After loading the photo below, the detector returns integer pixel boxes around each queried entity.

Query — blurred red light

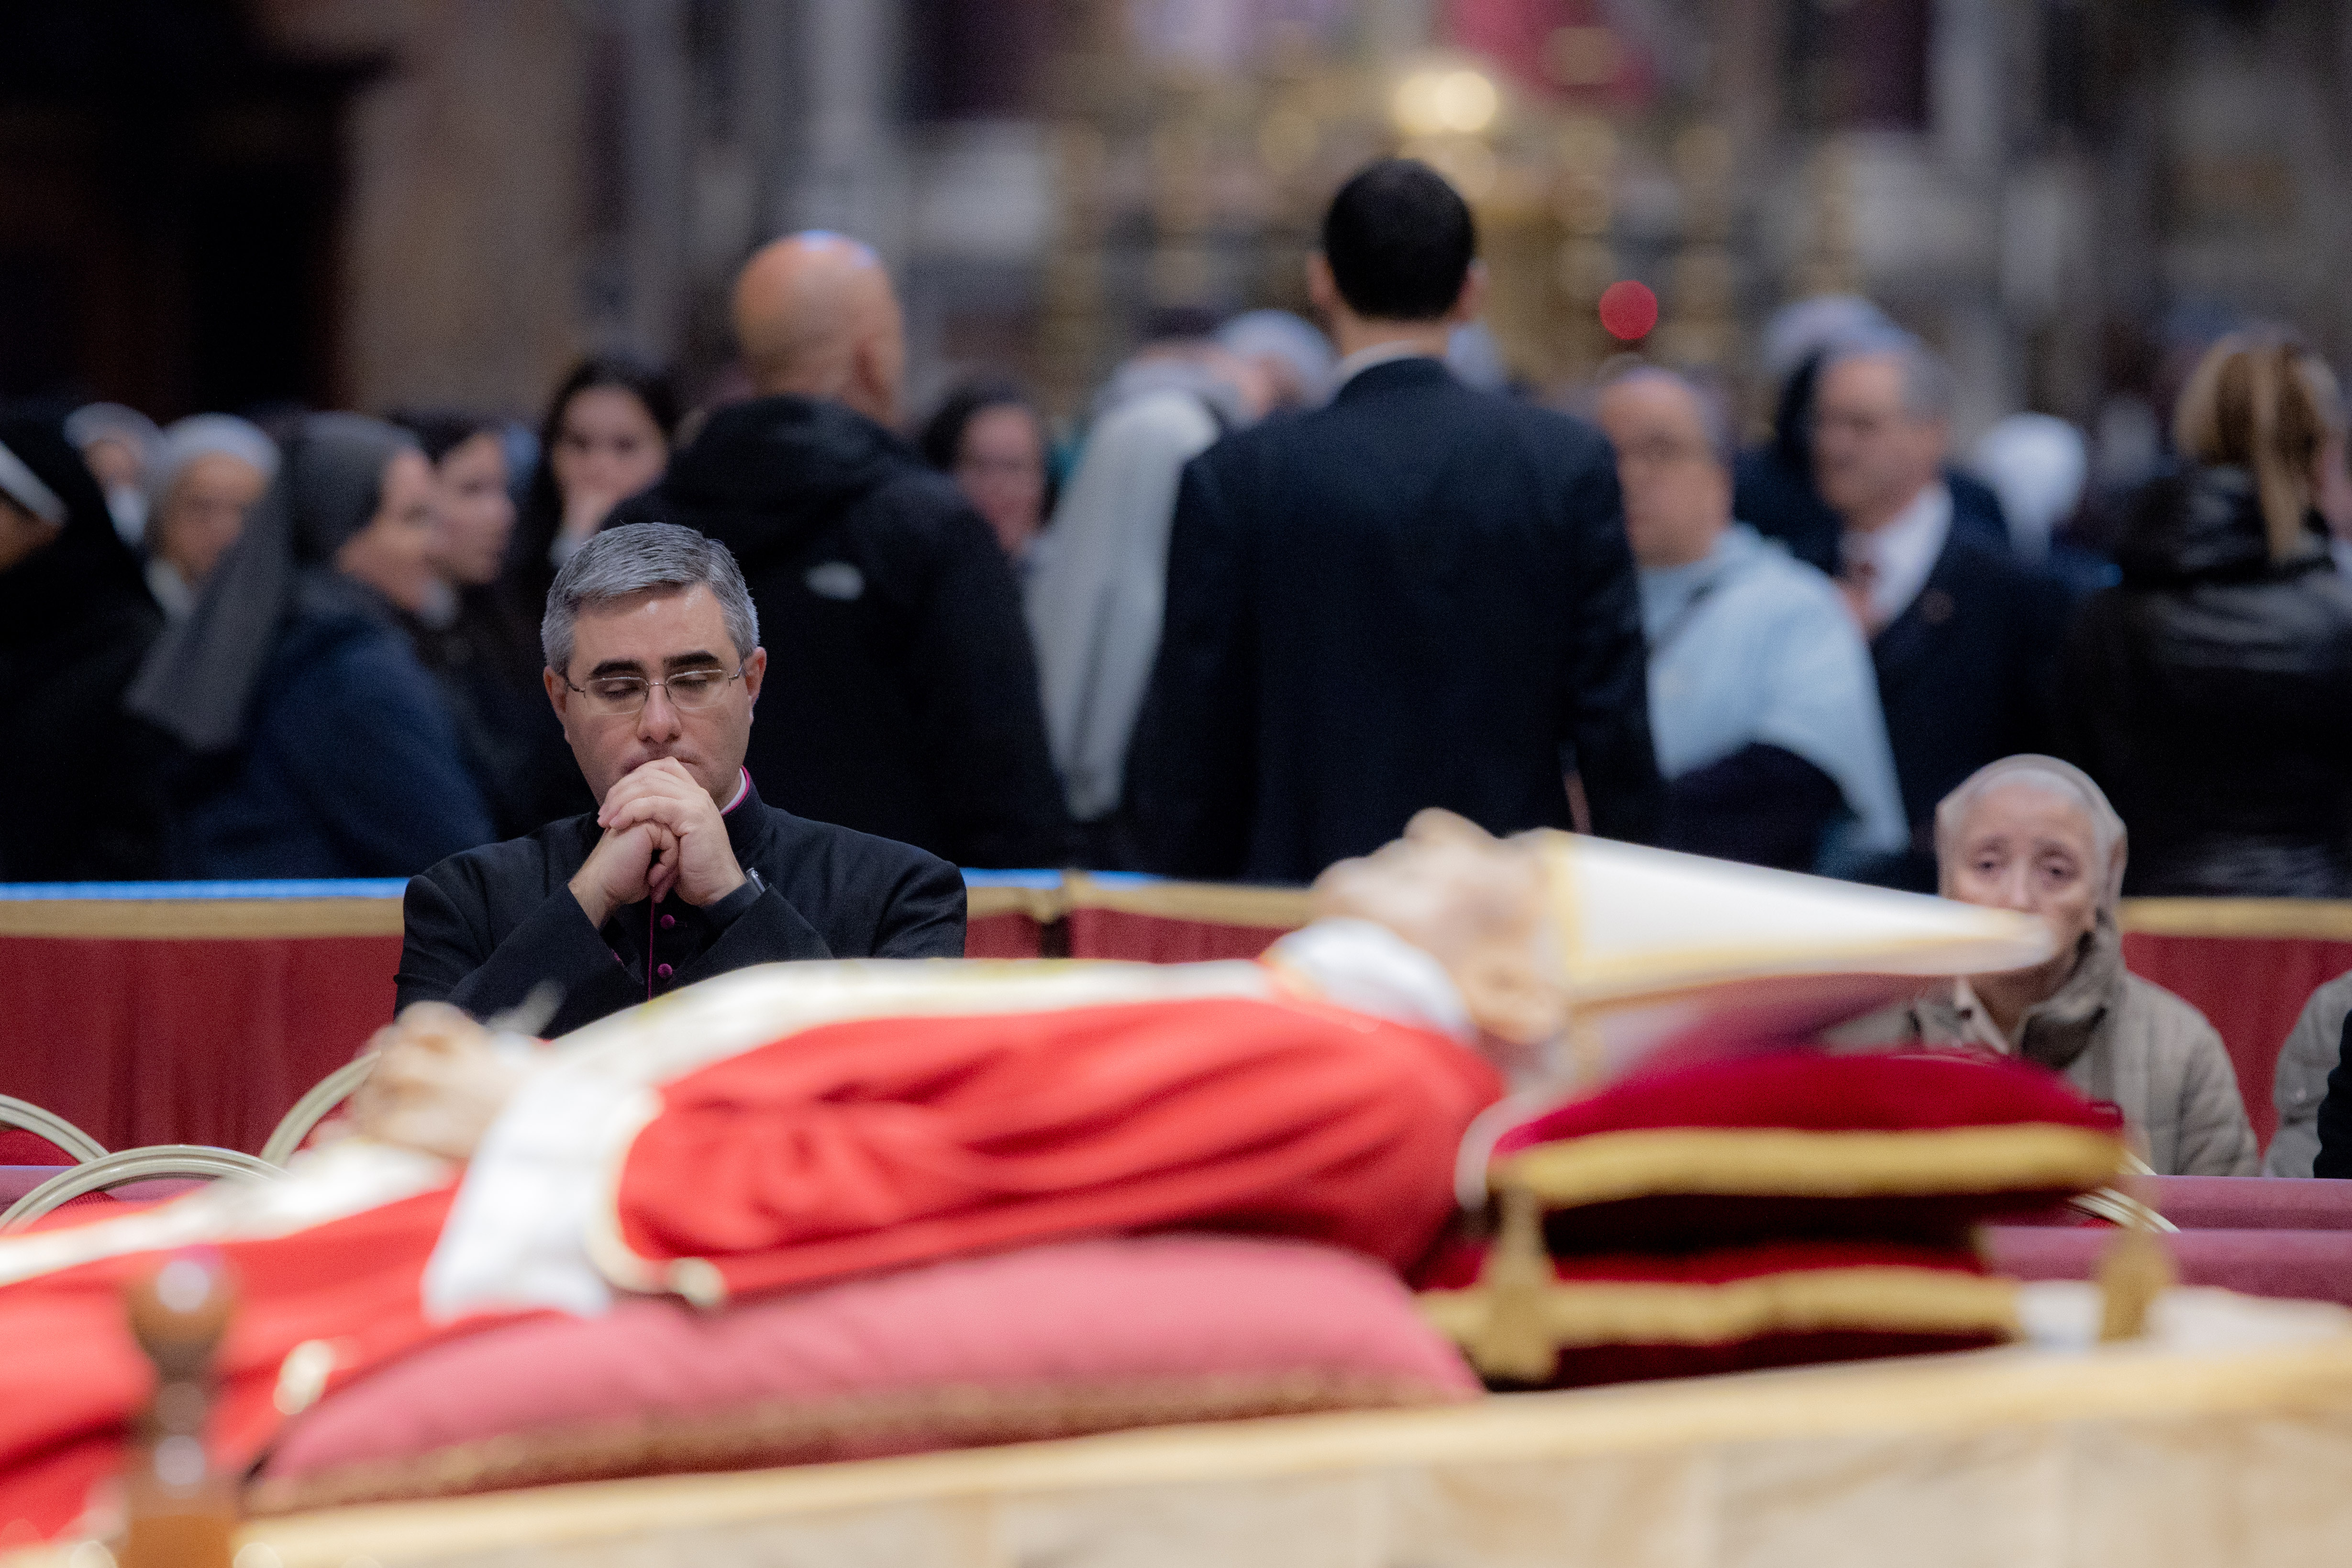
[1598,280,1659,341]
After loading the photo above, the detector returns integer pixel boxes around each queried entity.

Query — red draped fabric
[2119,930,2352,1148]
[616,995,1500,1301]
[0,934,400,1156]
[1065,908,1289,964]
[961,912,1043,959]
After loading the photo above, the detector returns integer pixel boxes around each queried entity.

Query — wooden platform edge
[211,1334,2352,1568]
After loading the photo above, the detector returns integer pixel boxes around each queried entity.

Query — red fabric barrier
[2119,931,2352,1149]
[0,935,400,1156]
[1992,1176,2352,1231]
[2140,1175,2352,1231]
[962,912,1043,960]
[1984,1225,2352,1309]
[1065,908,1289,964]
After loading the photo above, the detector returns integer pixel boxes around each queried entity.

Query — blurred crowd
[5,158,2352,918]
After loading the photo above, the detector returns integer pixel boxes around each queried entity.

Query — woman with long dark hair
[458,358,682,829]
[919,378,1055,565]
[509,356,681,611]
[389,408,570,838]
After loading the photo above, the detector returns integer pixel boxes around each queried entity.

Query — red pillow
[1418,1236,2014,1389]
[1485,1051,2127,1249]
[251,1235,1476,1513]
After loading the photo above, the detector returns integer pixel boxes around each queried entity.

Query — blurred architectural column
[1929,0,2016,443]
[779,0,910,265]
[1037,0,1131,416]
[260,0,595,414]
[602,0,694,365]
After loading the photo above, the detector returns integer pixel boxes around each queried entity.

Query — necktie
[1840,554,1880,634]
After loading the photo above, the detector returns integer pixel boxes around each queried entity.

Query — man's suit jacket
[1125,357,1661,884]
[397,777,965,1037]
[1736,451,2011,577]
[1871,530,2069,862]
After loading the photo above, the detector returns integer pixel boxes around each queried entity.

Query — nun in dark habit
[0,411,168,881]
[127,413,495,878]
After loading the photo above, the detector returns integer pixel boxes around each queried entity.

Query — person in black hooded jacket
[0,409,168,881]
[610,234,1066,869]
[2060,334,2352,898]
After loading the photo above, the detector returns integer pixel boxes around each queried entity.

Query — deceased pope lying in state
[0,811,2049,1540]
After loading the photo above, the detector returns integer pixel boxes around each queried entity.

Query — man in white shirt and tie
[1812,333,2069,889]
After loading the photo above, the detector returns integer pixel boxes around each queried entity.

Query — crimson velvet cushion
[250,1234,1477,1513]
[1487,1050,2127,1249]
[1415,1053,2119,1390]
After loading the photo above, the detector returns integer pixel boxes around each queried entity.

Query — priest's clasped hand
[568,757,746,926]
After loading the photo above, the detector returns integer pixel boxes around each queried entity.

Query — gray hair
[1822,329,1953,423]
[541,522,760,675]
[1760,295,1894,387]
[1593,362,1737,468]
[1934,755,2127,912]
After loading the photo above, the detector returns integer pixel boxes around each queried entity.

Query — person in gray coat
[1837,755,2258,1176]
[2267,970,2352,1177]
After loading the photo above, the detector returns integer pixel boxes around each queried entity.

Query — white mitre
[1527,831,2053,1073]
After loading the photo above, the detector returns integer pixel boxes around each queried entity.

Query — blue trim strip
[0,879,410,901]
[957,869,1074,890]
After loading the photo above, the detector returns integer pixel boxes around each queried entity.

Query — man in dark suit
[1814,333,2066,888]
[611,233,1065,868]
[1731,294,2009,578]
[398,523,965,1038]
[1735,356,2012,576]
[1125,159,1661,884]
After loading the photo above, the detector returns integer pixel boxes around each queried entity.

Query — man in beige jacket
[1837,755,2258,1176]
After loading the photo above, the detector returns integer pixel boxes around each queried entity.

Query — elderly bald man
[1837,755,2257,1176]
[613,233,1065,868]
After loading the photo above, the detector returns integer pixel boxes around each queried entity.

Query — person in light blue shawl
[1596,366,1906,874]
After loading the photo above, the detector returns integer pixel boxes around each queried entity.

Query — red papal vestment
[0,952,1500,1540]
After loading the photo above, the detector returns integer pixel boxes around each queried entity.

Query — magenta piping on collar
[721,767,751,816]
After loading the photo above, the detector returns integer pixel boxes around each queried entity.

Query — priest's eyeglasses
[564,664,746,717]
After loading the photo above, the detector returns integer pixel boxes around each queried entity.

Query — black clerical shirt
[397,775,965,1037]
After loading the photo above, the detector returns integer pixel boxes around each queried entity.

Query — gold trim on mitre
[1494,1124,2129,1210]
[1530,833,2055,1011]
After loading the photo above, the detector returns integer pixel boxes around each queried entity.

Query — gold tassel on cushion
[2097,1180,2175,1342]
[1467,1183,1559,1383]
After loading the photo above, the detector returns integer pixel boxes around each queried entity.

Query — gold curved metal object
[260,1054,381,1168]
[0,1145,281,1232]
